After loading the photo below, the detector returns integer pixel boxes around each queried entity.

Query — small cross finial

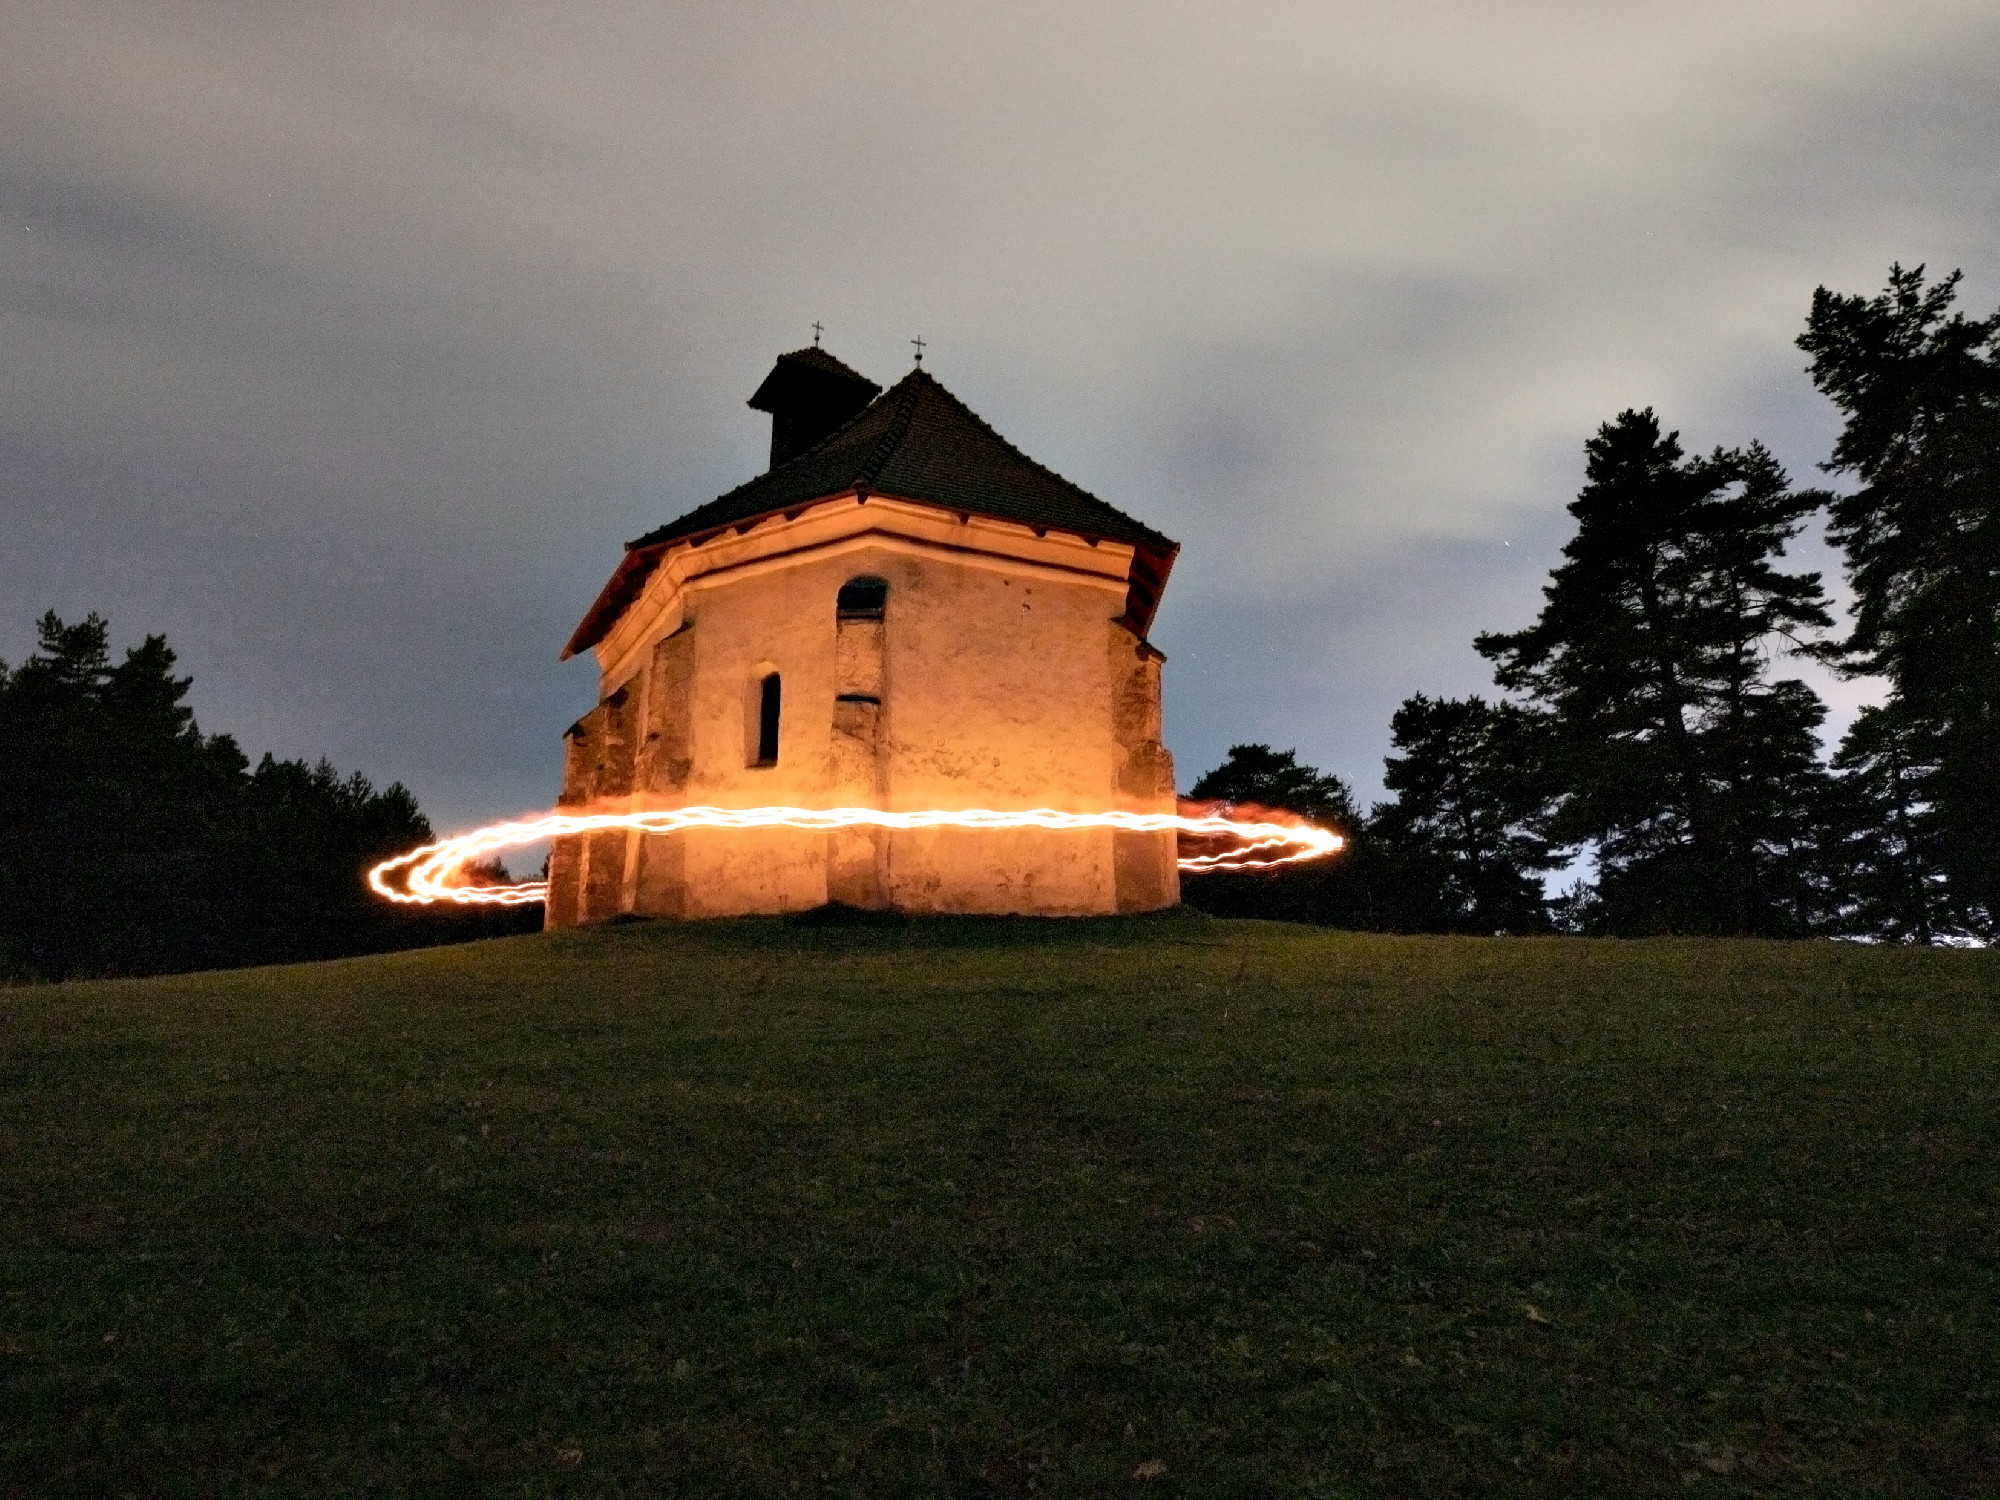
[911,334,926,365]
[811,321,823,347]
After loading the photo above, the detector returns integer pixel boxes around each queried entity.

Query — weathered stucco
[548,494,1178,923]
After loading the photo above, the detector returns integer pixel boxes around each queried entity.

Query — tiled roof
[565,368,1178,658]
[747,345,878,402]
[631,369,1175,553]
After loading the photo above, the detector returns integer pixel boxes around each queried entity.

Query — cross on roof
[811,321,823,347]
[911,334,926,365]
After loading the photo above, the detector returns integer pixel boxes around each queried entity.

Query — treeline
[0,612,535,982]
[1184,264,1998,944]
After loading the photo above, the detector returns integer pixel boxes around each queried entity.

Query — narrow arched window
[756,672,781,765]
[837,575,888,620]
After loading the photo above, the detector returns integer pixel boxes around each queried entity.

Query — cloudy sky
[6,1,1998,829]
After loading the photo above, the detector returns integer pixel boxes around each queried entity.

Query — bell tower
[746,346,882,469]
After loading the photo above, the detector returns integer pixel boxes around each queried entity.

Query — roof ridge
[913,370,1109,512]
[855,372,928,486]
[769,344,876,383]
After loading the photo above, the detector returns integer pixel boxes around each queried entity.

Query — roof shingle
[566,366,1177,658]
[631,368,1175,554]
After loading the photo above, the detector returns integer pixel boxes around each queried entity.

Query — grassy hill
[3,913,1997,1497]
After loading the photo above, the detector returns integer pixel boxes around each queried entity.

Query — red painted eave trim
[561,545,667,661]
[1118,541,1178,640]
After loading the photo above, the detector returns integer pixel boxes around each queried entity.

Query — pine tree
[1825,703,1953,942]
[228,755,437,966]
[0,610,528,980]
[0,613,117,977]
[1476,410,1836,936]
[1799,265,2000,938]
[1187,743,1360,829]
[1179,744,1376,926]
[1368,695,1556,933]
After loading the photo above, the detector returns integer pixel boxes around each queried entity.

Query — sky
[5,0,1999,831]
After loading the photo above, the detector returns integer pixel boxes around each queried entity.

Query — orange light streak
[368,804,1343,906]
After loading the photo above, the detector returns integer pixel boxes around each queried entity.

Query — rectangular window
[837,576,888,620]
[756,672,781,764]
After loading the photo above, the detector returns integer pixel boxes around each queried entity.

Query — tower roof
[745,345,880,409]
[745,346,883,469]
[565,365,1179,659]
[634,368,1175,554]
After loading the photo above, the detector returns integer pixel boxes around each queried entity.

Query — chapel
[544,343,1181,925]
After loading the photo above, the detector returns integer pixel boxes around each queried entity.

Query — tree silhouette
[1800,265,2000,939]
[1180,744,1376,927]
[1476,410,1835,936]
[1369,695,1557,933]
[0,611,532,980]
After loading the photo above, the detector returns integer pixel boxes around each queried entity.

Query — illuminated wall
[545,494,1178,923]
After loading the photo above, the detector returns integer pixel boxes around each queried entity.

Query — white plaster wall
[559,498,1178,921]
[664,542,1133,916]
[875,552,1124,914]
[678,546,845,916]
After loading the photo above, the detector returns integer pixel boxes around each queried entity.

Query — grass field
[3,912,1997,1497]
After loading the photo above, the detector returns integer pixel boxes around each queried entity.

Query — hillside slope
[3,915,1997,1496]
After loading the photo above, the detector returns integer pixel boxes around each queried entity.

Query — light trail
[367,803,1343,906]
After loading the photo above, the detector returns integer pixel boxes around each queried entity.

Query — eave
[561,488,1176,661]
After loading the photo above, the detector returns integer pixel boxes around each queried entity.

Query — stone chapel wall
[549,526,1180,926]
[629,623,696,917]
[1109,626,1180,913]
